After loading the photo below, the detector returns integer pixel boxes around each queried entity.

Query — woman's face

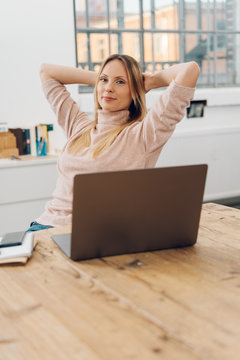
[97,59,132,112]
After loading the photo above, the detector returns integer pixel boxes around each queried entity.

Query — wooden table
[0,203,240,360]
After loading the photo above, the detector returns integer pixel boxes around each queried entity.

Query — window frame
[73,0,240,91]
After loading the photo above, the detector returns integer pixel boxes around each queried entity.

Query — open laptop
[52,164,208,261]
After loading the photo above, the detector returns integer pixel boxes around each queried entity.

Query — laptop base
[52,233,71,257]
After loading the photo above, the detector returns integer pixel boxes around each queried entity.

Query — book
[36,124,54,156]
[9,123,54,157]
[40,123,54,154]
[0,131,19,158]
[9,128,32,155]
[22,128,31,155]
[30,126,37,156]
[9,128,24,155]
[0,256,29,265]
[0,232,34,265]
[36,125,47,156]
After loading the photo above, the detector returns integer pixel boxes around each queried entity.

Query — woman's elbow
[175,61,200,87]
[40,63,46,76]
[188,61,200,84]
[40,63,51,83]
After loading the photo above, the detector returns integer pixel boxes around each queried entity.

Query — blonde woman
[27,54,200,231]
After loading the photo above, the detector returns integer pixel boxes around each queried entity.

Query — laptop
[52,164,208,261]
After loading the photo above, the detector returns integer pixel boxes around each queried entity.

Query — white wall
[0,0,240,204]
[0,0,77,149]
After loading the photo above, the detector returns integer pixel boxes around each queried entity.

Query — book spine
[40,123,54,154]
[30,126,36,156]
[9,128,24,155]
[36,125,47,156]
[23,129,31,155]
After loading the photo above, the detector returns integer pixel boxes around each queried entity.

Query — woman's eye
[117,80,125,85]
[100,77,107,82]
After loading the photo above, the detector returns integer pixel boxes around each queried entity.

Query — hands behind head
[142,72,153,94]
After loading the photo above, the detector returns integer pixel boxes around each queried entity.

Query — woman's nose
[105,81,113,92]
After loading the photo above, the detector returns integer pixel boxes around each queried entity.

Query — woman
[28,54,200,231]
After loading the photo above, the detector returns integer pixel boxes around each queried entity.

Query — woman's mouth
[102,96,116,101]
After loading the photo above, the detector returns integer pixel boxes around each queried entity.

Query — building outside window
[73,0,240,90]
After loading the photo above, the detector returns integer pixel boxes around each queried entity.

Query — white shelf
[0,156,58,235]
[0,155,58,169]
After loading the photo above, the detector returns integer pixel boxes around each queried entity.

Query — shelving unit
[0,156,58,235]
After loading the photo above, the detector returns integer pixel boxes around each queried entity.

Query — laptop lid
[52,164,207,261]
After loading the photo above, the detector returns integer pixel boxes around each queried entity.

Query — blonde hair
[68,54,147,158]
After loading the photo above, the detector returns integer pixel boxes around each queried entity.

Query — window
[73,0,240,90]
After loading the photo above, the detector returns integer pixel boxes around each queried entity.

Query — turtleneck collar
[97,109,130,125]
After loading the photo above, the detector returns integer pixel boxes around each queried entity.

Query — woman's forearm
[149,61,200,89]
[40,63,98,85]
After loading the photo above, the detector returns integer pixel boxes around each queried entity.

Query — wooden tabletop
[0,203,240,360]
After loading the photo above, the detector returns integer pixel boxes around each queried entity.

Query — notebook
[52,164,208,261]
[0,232,34,265]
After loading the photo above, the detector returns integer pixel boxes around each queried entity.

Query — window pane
[153,33,179,62]
[143,0,151,29]
[199,0,214,31]
[144,33,153,62]
[184,33,209,63]
[122,33,140,60]
[89,0,108,28]
[77,33,88,65]
[75,0,86,28]
[215,0,234,32]
[237,0,240,31]
[154,0,179,30]
[216,34,240,85]
[109,0,140,29]
[110,33,119,54]
[90,33,109,62]
[109,0,119,29]
[184,0,236,32]
[184,33,215,86]
[216,33,228,85]
[184,0,214,31]
[123,0,140,29]
[184,0,201,31]
[75,0,85,11]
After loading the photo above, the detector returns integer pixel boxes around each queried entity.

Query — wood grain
[0,203,239,360]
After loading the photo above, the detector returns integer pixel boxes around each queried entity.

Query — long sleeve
[142,80,195,155]
[42,79,91,138]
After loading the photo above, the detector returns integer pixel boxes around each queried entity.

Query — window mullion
[107,0,111,55]
[139,0,145,70]
[213,0,217,87]
[117,0,124,53]
[73,0,78,67]
[179,0,185,63]
[206,0,211,84]
[151,0,155,72]
[85,0,92,70]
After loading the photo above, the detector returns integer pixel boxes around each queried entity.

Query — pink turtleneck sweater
[36,79,195,226]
